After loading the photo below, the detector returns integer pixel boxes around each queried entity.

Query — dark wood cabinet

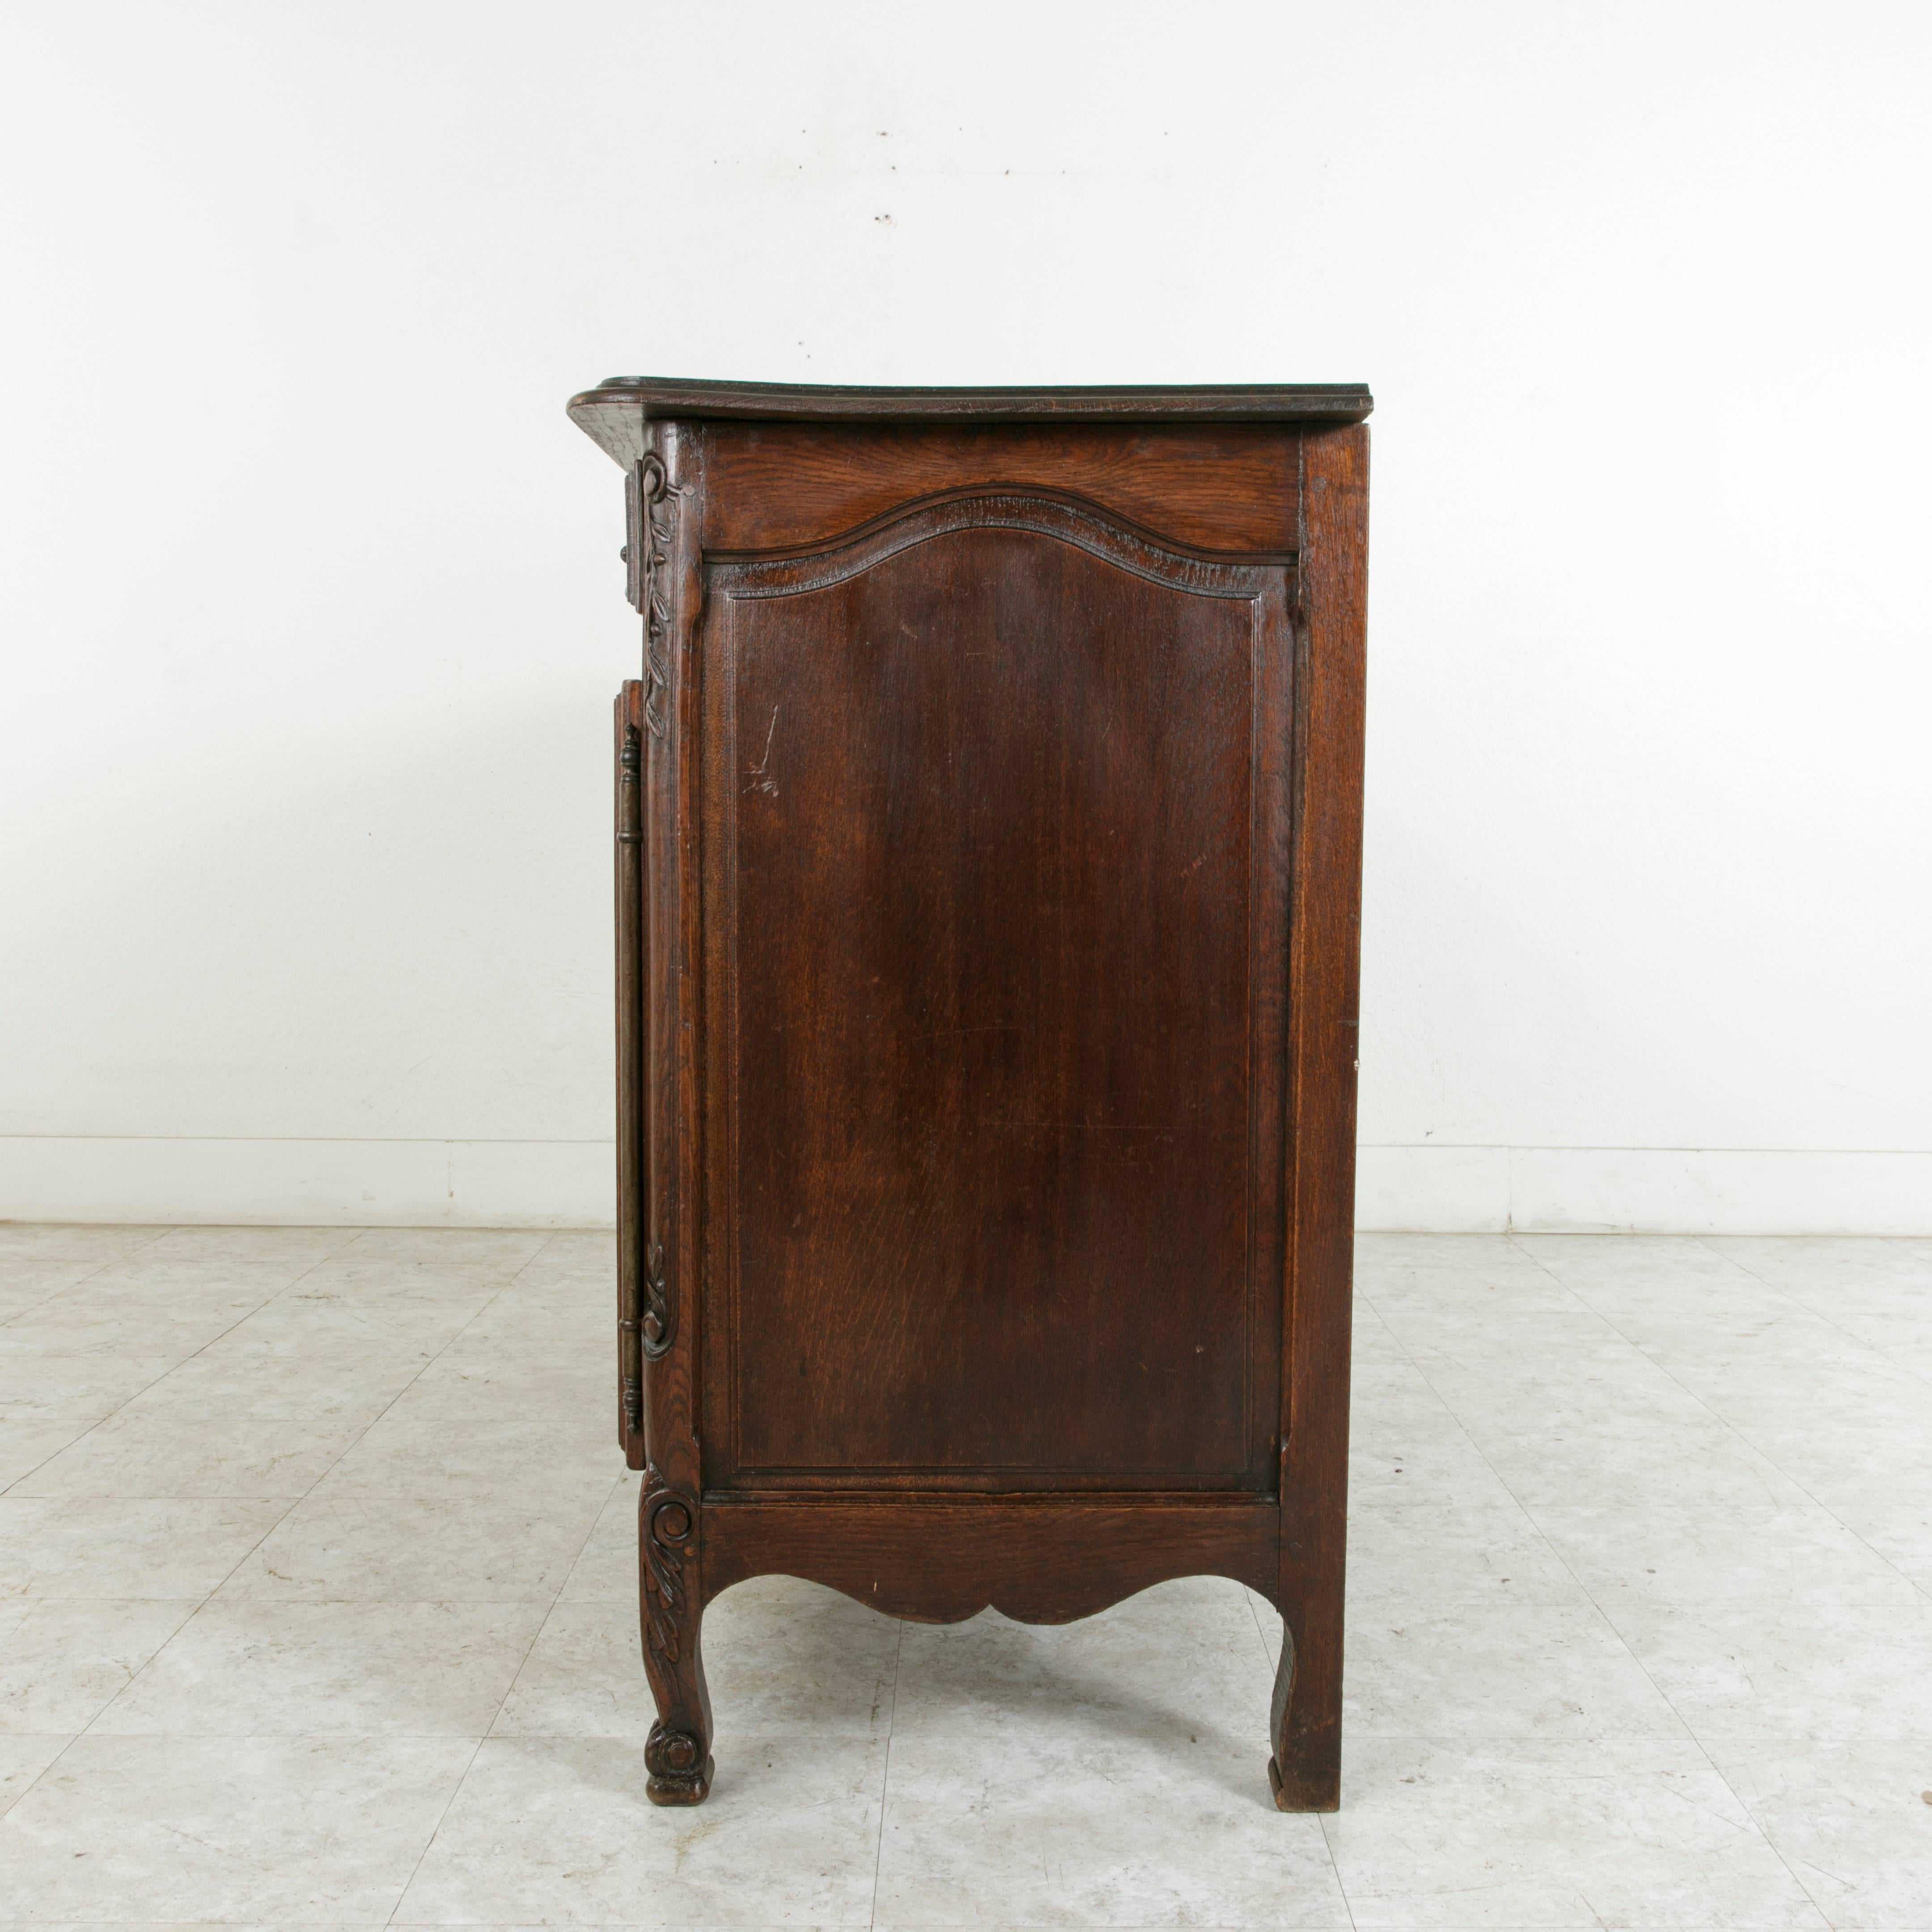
[570,378,1371,1809]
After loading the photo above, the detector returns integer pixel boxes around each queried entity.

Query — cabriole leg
[640,1471,713,1805]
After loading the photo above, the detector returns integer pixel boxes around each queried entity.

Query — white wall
[3,1,1928,1232]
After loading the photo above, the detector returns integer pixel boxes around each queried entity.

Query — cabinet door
[701,489,1294,1489]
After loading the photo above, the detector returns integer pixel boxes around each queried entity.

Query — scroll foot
[645,1720,714,1806]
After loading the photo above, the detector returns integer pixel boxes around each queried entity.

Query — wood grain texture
[699,491,1289,1490]
[614,683,645,1465]
[569,378,1373,467]
[640,1468,712,1804]
[1270,422,1369,1812]
[584,385,1369,1811]
[699,423,1300,555]
[702,1496,1280,1624]
[640,422,702,1508]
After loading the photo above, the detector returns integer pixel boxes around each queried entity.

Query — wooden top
[568,377,1373,467]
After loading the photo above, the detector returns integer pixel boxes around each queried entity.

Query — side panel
[699,487,1293,1490]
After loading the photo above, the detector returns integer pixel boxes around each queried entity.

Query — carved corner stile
[638,452,684,741]
[639,444,684,1366]
[632,429,708,1805]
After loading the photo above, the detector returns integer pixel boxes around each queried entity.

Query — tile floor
[0,1224,1928,1927]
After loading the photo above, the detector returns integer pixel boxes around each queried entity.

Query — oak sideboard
[568,377,1371,1809]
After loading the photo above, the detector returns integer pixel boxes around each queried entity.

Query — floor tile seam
[1313,1771,1361,1930]
[0,1253,115,1328]
[0,1248,239,1494]
[868,1614,907,1931]
[1358,1587,1928,1616]
[64,1508,297,1740]
[1347,1295,1462,1423]
[481,1471,626,1743]
[0,1593,202,1709]
[1,1529,267,1809]
[335,1227,563,1281]
[1347,1283,1716,1932]
[9,1490,356,1503]
[68,1589,596,1606]
[192,1595,581,1609]
[0,1352,280,1483]
[1399,1313,1834,1923]
[59,1724,509,1743]
[1502,1231,1712,1347]
[380,1732,489,1929]
[1631,1750,1842,1932]
[1343,1724,1761,1747]
[1374,1325,1706,1739]
[0,1729,93,1837]
[1688,1233,1909,1361]
[4,1236,363,1491]
[1874,1349,1932,1398]
[65,1234,523,1737]
[1350,1297,1550,1539]
[1565,1289,1931,1608]
[0,1421,100,1497]
[441,1244,638,1783]
[258,1232,552,1523]
[1241,1582,1274,1666]
[1280,1727,1932,1752]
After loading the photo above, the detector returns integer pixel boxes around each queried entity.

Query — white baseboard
[1356,1144,1932,1235]
[0,1137,616,1228]
[1,1136,1925,1235]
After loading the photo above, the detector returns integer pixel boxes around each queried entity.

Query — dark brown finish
[639,1467,712,1803]
[614,690,644,1461]
[699,423,1299,555]
[708,492,1288,1491]
[571,377,1374,467]
[1272,422,1371,1809]
[704,1496,1279,1621]
[593,383,1369,1811]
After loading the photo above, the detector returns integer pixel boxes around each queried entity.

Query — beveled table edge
[568,377,1374,465]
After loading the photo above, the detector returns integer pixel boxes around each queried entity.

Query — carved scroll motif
[641,1239,671,1361]
[645,1719,708,1794]
[627,457,681,1371]
[642,1473,697,1661]
[639,1470,709,1804]
[637,453,682,739]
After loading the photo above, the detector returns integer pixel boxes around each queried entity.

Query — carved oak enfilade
[572,378,1372,1809]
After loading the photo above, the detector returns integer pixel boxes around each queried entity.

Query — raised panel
[701,493,1292,1487]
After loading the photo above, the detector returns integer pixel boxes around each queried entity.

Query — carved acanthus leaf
[638,454,682,739]
[641,1471,697,1665]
